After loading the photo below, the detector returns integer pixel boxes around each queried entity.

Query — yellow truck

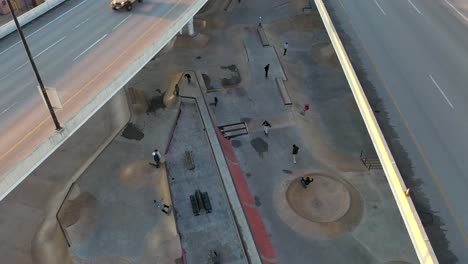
[111,0,142,11]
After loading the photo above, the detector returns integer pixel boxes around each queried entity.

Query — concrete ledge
[194,71,262,264]
[275,77,292,105]
[257,27,269,47]
[314,0,438,263]
[0,0,66,39]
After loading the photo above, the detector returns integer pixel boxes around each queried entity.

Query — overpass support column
[187,18,195,36]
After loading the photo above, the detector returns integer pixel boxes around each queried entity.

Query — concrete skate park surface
[187,0,416,263]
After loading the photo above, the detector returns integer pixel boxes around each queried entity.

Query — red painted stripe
[216,128,278,264]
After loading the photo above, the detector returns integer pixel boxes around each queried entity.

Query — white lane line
[0,102,17,116]
[445,0,468,23]
[374,0,387,15]
[0,41,20,57]
[112,14,132,30]
[74,17,91,29]
[13,36,66,71]
[0,0,88,57]
[73,34,107,61]
[337,0,345,9]
[34,36,66,58]
[407,0,421,14]
[429,74,454,109]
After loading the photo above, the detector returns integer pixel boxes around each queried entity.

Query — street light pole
[6,0,62,131]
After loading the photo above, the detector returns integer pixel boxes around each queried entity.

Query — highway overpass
[0,0,207,200]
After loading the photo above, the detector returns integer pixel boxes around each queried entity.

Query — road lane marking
[0,0,88,57]
[112,14,132,30]
[73,34,107,61]
[429,74,454,109]
[445,0,468,23]
[337,0,345,9]
[34,36,67,58]
[374,0,386,15]
[407,0,421,14]
[0,1,183,164]
[74,17,91,29]
[0,102,17,116]
[13,36,66,72]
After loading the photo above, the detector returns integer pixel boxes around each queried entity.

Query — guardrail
[0,0,67,39]
[313,0,438,263]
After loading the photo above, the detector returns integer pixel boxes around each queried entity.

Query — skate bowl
[274,172,363,240]
[286,174,351,223]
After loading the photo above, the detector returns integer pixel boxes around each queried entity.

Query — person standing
[258,16,263,27]
[264,64,270,78]
[214,97,218,107]
[292,144,299,164]
[152,149,161,168]
[262,120,271,135]
[283,42,289,56]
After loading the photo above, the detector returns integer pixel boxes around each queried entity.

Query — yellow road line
[0,1,182,163]
[314,0,438,263]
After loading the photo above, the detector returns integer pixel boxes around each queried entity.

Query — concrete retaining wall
[0,0,208,201]
[0,0,66,39]
[30,89,130,264]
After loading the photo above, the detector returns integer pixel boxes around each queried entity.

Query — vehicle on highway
[111,0,142,11]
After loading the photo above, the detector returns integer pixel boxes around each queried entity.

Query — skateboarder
[301,176,314,188]
[292,144,299,164]
[264,64,270,78]
[152,149,161,168]
[262,120,271,135]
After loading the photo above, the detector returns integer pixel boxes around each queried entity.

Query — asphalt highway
[0,0,199,176]
[325,0,468,261]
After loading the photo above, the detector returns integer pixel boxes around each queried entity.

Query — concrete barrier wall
[0,0,66,39]
[0,0,207,201]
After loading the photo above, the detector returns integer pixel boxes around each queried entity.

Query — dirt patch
[202,74,216,90]
[146,93,166,113]
[121,123,144,141]
[310,43,340,68]
[58,192,97,227]
[220,65,241,87]
[231,140,242,148]
[250,137,268,157]
[174,34,210,49]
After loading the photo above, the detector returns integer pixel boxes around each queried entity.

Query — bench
[257,27,270,47]
[276,78,292,105]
